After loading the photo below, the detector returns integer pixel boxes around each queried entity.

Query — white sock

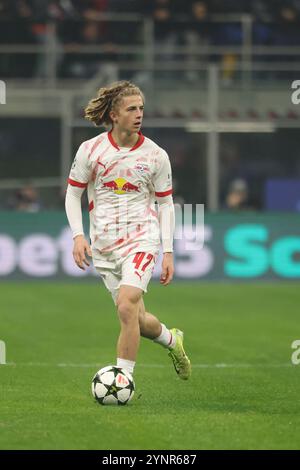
[117,358,135,375]
[153,323,176,348]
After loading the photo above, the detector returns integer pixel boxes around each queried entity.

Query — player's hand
[160,252,174,286]
[73,235,92,270]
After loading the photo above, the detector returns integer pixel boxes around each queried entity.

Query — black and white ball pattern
[92,366,135,405]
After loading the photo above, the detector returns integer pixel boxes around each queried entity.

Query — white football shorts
[92,250,158,304]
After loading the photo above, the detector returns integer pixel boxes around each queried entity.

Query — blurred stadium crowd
[2,0,300,25]
[1,0,300,78]
[1,1,300,213]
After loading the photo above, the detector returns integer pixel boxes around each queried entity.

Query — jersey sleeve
[68,143,91,188]
[152,150,173,197]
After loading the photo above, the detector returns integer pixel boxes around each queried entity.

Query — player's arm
[65,185,92,270]
[153,150,175,286]
[156,194,175,286]
[65,143,92,270]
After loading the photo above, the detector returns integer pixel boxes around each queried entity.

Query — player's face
[112,95,144,134]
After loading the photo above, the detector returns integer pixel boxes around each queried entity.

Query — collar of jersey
[108,130,145,152]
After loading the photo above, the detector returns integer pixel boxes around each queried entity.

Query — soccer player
[65,81,191,380]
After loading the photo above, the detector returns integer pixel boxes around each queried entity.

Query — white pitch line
[2,362,293,368]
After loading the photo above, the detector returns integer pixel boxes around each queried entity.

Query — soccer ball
[91,365,135,405]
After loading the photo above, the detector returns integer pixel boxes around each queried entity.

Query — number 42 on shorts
[132,252,154,272]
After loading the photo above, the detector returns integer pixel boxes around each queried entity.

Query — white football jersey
[68,131,172,259]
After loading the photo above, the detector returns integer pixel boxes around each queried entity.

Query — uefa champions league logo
[0,80,6,104]
[0,340,6,364]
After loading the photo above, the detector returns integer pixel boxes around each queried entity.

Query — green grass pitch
[0,281,299,450]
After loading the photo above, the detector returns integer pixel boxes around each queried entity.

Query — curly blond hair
[84,81,144,127]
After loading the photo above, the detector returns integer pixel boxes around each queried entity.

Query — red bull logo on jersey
[102,177,140,195]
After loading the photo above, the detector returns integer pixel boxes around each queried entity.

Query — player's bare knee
[117,299,138,325]
[117,286,142,305]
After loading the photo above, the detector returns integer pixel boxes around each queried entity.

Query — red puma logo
[135,271,143,281]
